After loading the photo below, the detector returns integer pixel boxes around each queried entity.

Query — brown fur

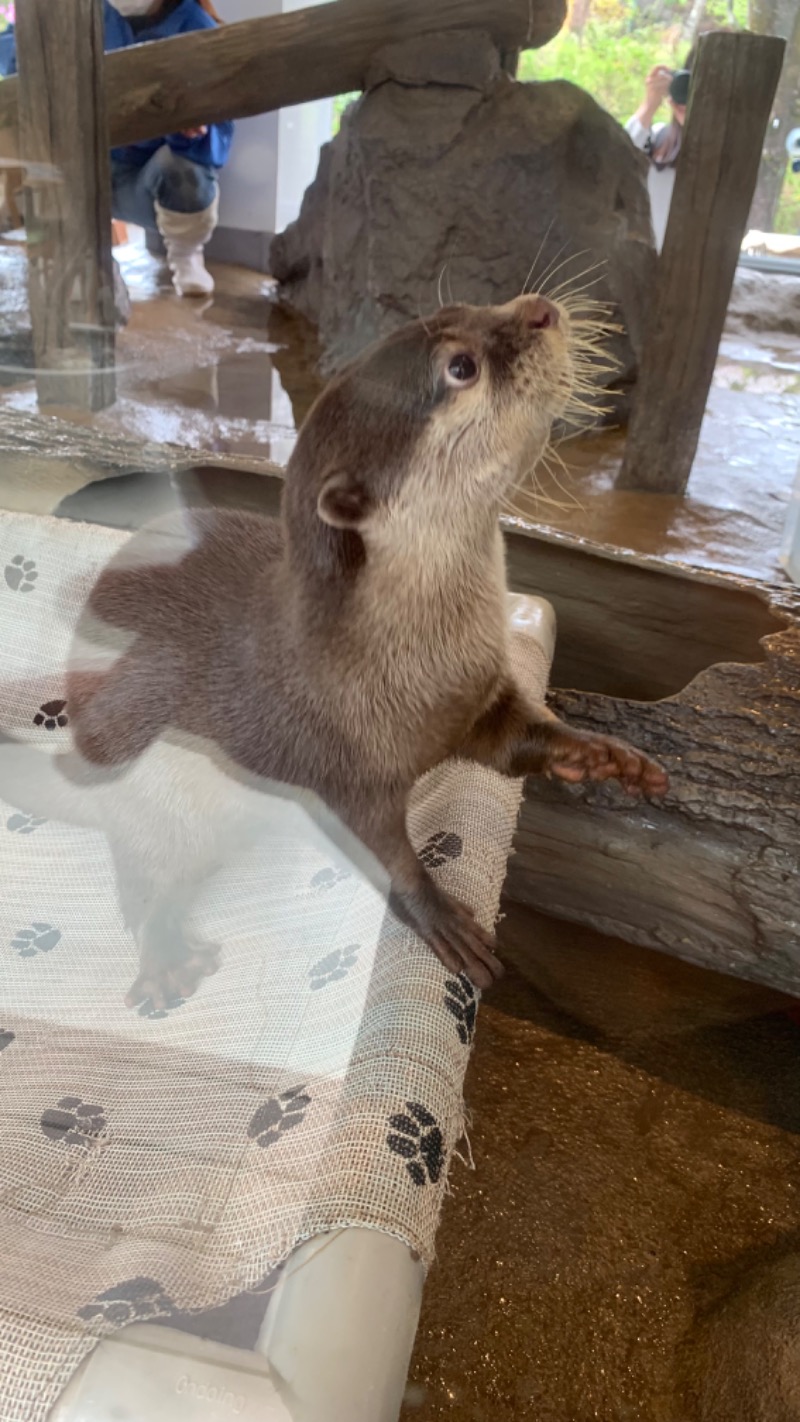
[60,294,667,1000]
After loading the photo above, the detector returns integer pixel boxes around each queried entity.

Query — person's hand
[634,66,672,129]
[643,66,672,113]
[180,125,208,139]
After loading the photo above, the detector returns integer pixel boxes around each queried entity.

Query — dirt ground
[403,905,800,1422]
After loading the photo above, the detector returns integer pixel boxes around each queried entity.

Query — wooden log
[15,0,115,411]
[0,0,565,152]
[505,590,800,998]
[617,31,785,495]
[503,530,778,701]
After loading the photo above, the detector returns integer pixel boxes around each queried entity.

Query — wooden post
[16,0,115,411]
[617,32,785,495]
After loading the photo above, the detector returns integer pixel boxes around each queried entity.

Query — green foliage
[776,169,800,235]
[333,93,359,132]
[518,30,665,123]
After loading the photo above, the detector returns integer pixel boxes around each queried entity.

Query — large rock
[270,30,656,418]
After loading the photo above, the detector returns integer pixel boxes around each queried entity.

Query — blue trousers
[111,146,218,232]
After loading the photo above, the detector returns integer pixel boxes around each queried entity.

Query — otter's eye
[445,353,479,388]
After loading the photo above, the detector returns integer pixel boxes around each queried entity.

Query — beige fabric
[0,509,550,1421]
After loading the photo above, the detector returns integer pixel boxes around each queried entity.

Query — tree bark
[748,0,800,231]
[681,0,708,46]
[506,593,800,998]
[567,0,592,39]
[0,0,566,152]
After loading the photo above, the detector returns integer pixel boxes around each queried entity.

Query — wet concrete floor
[1,238,798,582]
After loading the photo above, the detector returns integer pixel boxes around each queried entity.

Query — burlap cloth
[0,509,550,1422]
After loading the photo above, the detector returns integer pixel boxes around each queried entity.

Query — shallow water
[507,335,800,584]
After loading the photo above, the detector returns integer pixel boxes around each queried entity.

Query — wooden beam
[617,31,785,495]
[0,0,565,152]
[16,0,115,411]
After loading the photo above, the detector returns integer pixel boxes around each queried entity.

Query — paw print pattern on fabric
[309,866,351,895]
[11,923,61,957]
[444,974,477,1045]
[308,945,359,990]
[248,1086,311,1149]
[33,699,68,730]
[419,831,463,870]
[4,556,38,592]
[387,1102,445,1187]
[7,812,47,834]
[0,1029,15,1051]
[40,1097,108,1147]
[137,993,186,1021]
[77,1278,175,1329]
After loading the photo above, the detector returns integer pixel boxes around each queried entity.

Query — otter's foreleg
[460,684,668,796]
[339,799,504,990]
[113,867,221,1012]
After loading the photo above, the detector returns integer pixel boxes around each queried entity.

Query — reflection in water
[509,335,800,583]
[0,235,322,464]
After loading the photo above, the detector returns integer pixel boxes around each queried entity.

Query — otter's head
[284,294,573,579]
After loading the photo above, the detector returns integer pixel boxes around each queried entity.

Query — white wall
[216,0,334,236]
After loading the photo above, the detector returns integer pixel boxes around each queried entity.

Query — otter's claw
[422,889,503,991]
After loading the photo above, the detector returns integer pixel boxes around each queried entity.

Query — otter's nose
[522,295,559,330]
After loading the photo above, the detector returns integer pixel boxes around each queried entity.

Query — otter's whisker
[546,263,608,303]
[521,218,555,296]
[529,240,580,297]
[437,265,448,311]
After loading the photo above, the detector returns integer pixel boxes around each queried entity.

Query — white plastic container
[781,459,800,586]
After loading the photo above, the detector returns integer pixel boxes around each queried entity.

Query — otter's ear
[317,471,373,529]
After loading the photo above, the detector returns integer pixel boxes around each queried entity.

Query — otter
[4,294,667,1003]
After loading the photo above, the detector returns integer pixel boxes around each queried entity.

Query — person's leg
[110,155,161,231]
[142,145,219,298]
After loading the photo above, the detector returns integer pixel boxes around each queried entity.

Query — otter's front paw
[544,726,668,797]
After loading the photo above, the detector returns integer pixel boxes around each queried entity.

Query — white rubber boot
[154,195,218,297]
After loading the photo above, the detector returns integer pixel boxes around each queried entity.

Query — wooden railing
[0,0,564,147]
